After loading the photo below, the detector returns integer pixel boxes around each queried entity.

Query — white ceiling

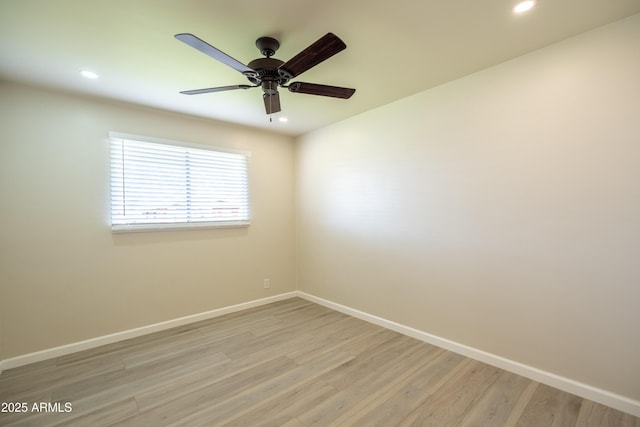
[1,0,639,136]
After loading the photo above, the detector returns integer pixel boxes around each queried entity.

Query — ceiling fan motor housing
[246,57,290,88]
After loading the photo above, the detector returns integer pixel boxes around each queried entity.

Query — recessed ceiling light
[278,117,288,123]
[513,0,536,14]
[80,70,98,79]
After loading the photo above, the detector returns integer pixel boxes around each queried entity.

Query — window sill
[111,221,250,233]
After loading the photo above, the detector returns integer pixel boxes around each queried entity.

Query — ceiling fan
[175,32,356,115]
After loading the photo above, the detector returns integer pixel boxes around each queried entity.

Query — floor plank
[516,383,582,427]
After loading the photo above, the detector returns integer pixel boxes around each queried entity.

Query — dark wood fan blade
[288,82,355,99]
[175,33,256,75]
[263,92,281,114]
[180,85,254,95]
[278,33,346,79]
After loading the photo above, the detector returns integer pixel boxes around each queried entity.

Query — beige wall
[296,14,640,400]
[0,84,296,359]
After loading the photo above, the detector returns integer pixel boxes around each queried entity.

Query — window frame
[108,132,251,233]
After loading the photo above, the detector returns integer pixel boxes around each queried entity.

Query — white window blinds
[109,133,250,232]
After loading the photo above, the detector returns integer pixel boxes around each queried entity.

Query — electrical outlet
[263,278,270,289]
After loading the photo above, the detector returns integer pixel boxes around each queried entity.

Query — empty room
[1,0,639,425]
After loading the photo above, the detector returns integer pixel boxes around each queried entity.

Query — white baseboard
[0,292,296,372]
[296,291,640,418]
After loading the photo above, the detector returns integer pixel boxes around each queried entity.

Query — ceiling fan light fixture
[278,117,288,123]
[513,0,536,14]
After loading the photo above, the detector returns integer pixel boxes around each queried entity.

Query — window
[109,132,250,232]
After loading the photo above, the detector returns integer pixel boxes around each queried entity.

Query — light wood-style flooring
[1,297,638,426]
